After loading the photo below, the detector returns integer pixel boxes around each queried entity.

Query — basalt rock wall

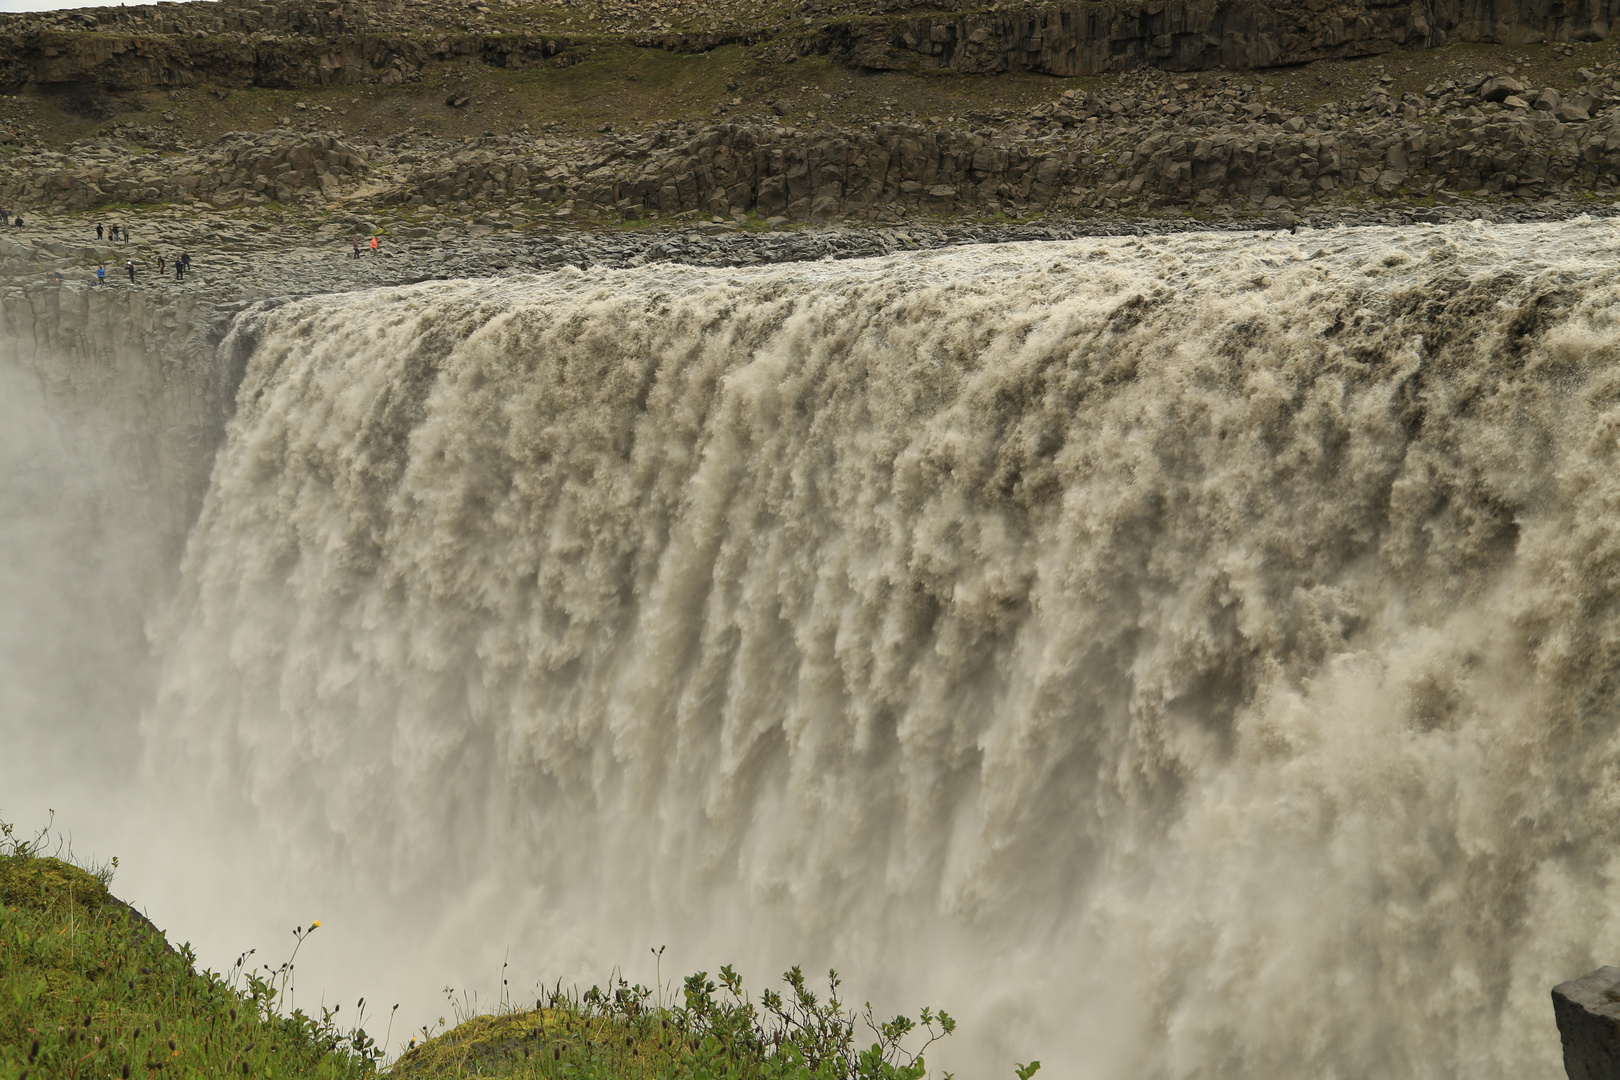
[0,31,572,94]
[0,283,244,554]
[0,0,1616,94]
[379,106,1620,221]
[830,0,1617,77]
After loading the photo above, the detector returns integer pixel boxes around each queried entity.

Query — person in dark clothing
[1,208,10,225]
[175,256,184,281]
[13,215,23,228]
[126,260,136,284]
[96,223,104,240]
[122,224,130,244]
[109,224,119,242]
[352,237,361,259]
[181,251,191,272]
[156,253,165,274]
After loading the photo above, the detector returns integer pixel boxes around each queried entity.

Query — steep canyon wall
[0,0,1614,93]
[0,284,242,795]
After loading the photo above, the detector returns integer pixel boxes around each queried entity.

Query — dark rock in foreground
[1554,967,1620,1080]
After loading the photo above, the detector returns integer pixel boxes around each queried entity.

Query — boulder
[1534,89,1562,111]
[1479,75,1527,102]
[1553,966,1620,1080]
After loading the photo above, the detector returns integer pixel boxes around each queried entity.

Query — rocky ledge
[4,53,1620,229]
[0,0,1616,93]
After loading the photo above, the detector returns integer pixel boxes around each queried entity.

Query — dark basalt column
[1554,967,1620,1080]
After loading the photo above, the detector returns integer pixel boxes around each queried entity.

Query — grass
[0,819,384,1080]
[0,820,1022,1080]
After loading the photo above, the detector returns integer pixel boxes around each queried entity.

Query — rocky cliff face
[0,283,245,554]
[0,131,367,211]
[0,0,1615,96]
[7,64,1620,225]
[373,78,1620,223]
[830,0,1618,77]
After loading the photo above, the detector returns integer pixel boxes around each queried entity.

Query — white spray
[25,221,1620,1079]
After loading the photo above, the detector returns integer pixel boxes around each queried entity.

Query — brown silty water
[10,220,1620,1078]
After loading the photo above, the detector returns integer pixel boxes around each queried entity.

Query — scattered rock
[1478,75,1527,102]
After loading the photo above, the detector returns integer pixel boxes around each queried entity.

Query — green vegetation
[0,817,385,1080]
[392,961,961,1080]
[1,819,1026,1080]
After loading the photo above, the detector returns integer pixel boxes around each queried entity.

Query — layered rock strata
[6,65,1616,224]
[0,0,1618,94]
[831,0,1620,78]
[0,131,367,211]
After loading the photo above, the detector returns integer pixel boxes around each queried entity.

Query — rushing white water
[134,218,1620,1078]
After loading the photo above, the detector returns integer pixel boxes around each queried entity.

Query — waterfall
[145,220,1620,1077]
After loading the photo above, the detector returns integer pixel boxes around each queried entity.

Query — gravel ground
[4,197,1614,312]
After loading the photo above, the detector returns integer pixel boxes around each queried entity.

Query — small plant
[0,813,383,1080]
[3,815,1036,1079]
[394,959,963,1080]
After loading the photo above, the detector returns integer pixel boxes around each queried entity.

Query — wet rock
[1553,967,1620,1080]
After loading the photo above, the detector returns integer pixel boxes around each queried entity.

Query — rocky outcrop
[827,0,1618,76]
[0,130,367,211]
[8,59,1620,225]
[1553,967,1620,1080]
[0,281,245,554]
[0,30,579,94]
[371,69,1620,221]
[0,0,1617,94]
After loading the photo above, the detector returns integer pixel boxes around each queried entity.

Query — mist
[12,221,1620,1077]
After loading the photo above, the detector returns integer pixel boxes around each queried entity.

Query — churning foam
[144,218,1620,1077]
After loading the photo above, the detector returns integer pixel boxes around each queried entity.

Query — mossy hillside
[1,823,1013,1080]
[0,824,382,1080]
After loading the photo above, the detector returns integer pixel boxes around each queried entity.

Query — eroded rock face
[1553,967,1620,1080]
[0,131,366,212]
[0,0,1616,93]
[828,0,1619,77]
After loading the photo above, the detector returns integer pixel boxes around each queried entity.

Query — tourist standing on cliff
[369,235,379,255]
[96,223,103,240]
[122,224,130,244]
[110,224,119,243]
[13,215,23,228]
[156,253,165,274]
[125,260,136,284]
[181,251,191,273]
[2,208,11,226]
[175,256,184,282]
[95,264,105,286]
[351,237,361,259]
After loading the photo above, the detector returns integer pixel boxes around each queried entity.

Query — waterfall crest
[154,221,1620,1078]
